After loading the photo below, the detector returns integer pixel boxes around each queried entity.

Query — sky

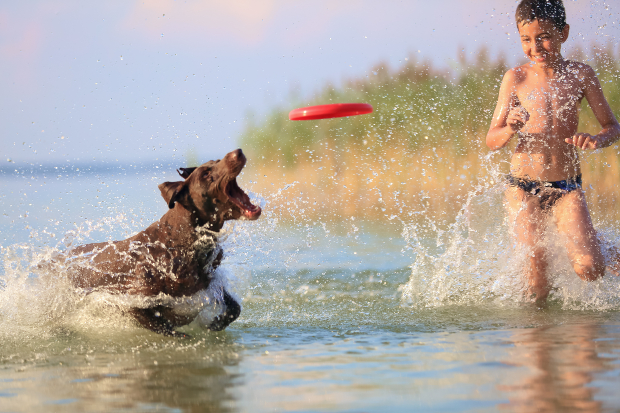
[2,0,620,166]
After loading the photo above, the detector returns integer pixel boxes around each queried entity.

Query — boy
[486,0,620,302]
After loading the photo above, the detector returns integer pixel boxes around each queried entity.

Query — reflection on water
[500,322,615,413]
[0,332,245,413]
[2,318,620,412]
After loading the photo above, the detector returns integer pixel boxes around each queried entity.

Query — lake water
[2,164,620,412]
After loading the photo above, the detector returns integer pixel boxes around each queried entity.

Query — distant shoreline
[0,160,186,178]
[0,153,235,176]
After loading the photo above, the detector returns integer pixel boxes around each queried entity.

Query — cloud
[121,0,279,46]
[0,9,46,91]
[0,11,43,59]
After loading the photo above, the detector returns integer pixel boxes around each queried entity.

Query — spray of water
[400,151,620,311]
[2,151,620,343]
[0,196,268,342]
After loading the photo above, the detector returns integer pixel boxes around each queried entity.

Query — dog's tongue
[225,179,261,220]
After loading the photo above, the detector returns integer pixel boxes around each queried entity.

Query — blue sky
[2,0,619,166]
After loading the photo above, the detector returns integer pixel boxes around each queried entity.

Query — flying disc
[289,103,373,121]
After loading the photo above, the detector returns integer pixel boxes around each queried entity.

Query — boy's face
[518,19,569,67]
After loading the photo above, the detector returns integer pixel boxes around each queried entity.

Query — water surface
[2,166,620,412]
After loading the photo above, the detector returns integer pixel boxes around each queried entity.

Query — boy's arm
[566,65,620,149]
[486,70,527,150]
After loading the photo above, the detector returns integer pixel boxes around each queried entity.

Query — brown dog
[66,149,261,337]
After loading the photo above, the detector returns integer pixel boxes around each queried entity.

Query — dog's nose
[230,149,245,163]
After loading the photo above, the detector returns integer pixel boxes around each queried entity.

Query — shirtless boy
[486,0,620,302]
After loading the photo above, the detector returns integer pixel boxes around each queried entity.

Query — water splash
[2,164,620,344]
[399,154,620,311]
[0,207,265,341]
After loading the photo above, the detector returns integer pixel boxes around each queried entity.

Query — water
[2,165,620,412]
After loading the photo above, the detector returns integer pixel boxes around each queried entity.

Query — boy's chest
[516,75,584,114]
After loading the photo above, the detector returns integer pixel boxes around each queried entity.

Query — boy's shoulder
[564,59,590,69]
[501,64,531,84]
[563,59,594,73]
[502,60,597,82]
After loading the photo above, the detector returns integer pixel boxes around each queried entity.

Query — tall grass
[240,46,620,223]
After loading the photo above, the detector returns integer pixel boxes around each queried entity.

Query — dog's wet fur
[66,149,261,337]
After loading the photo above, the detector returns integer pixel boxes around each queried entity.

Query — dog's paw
[206,290,241,331]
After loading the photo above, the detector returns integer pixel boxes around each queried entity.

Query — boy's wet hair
[516,0,567,31]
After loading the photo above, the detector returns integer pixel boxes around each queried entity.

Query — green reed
[241,49,509,164]
[240,46,620,221]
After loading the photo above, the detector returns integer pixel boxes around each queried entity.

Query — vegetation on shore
[239,46,620,222]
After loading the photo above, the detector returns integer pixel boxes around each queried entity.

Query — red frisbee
[289,103,373,121]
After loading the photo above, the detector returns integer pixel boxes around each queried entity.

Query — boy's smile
[518,19,569,69]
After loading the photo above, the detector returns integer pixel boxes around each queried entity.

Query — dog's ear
[158,181,189,209]
[177,167,197,179]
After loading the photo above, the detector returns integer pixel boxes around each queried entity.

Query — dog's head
[158,149,261,231]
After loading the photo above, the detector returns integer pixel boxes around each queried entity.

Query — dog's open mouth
[225,178,261,220]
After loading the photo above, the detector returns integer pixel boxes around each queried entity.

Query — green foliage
[578,44,620,133]
[241,47,620,167]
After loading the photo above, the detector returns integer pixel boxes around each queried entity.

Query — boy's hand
[507,106,529,132]
[565,133,601,150]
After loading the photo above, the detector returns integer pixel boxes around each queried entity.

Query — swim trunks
[506,174,582,210]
